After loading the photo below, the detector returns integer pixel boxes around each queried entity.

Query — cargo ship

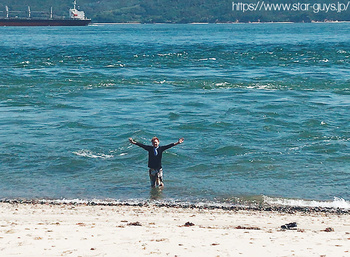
[0,1,91,26]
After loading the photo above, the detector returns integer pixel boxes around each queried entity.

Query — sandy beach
[0,202,349,256]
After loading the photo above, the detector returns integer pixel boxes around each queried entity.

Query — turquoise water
[1,23,350,207]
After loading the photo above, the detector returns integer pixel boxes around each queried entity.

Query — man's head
[151,137,160,147]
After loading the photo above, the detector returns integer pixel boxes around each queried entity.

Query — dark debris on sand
[183,222,195,227]
[281,222,297,230]
[235,225,261,230]
[127,221,142,226]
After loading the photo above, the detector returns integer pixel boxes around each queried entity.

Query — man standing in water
[129,137,184,188]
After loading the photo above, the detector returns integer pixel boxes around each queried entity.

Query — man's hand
[176,138,184,145]
[129,138,136,144]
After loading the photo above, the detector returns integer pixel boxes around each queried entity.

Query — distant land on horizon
[1,0,349,23]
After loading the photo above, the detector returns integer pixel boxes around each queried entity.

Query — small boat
[0,0,91,26]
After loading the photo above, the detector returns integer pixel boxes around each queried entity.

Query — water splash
[73,149,114,159]
[264,196,350,209]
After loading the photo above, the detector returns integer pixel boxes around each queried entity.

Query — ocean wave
[264,196,350,209]
[72,149,114,159]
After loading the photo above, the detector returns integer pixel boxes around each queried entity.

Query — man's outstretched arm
[162,138,184,150]
[129,138,150,150]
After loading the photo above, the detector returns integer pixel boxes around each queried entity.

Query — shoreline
[90,21,350,25]
[1,201,349,256]
[1,198,349,214]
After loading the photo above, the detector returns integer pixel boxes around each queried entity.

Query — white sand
[0,202,349,256]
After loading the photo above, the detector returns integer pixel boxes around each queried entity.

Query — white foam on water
[39,198,144,206]
[264,196,350,209]
[73,149,114,159]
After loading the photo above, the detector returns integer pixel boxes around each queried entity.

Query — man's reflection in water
[150,187,164,200]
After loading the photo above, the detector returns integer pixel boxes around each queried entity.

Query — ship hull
[0,19,91,26]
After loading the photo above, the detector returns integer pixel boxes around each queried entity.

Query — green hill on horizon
[0,0,349,23]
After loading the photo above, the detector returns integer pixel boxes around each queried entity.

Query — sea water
[1,23,349,208]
